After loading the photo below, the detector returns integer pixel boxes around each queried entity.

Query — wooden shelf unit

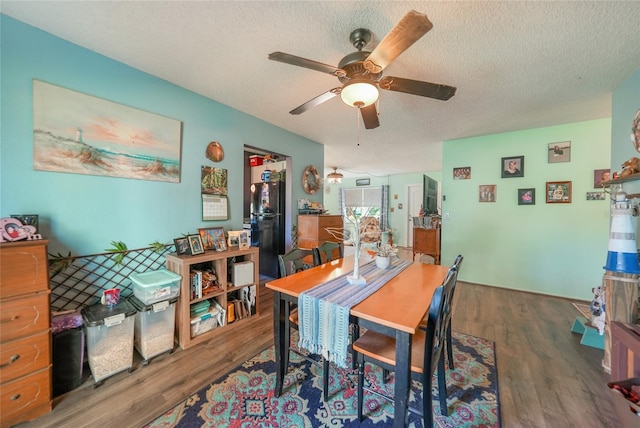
[166,246,259,350]
[0,240,52,428]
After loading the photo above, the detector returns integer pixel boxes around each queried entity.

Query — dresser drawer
[0,294,50,343]
[320,215,343,228]
[0,241,49,299]
[1,331,51,384]
[0,368,51,425]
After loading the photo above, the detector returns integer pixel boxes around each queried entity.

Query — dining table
[265,255,450,428]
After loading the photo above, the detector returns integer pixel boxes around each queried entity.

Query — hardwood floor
[20,250,620,427]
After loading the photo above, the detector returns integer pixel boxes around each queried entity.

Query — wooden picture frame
[188,234,205,255]
[227,230,241,247]
[174,237,191,256]
[501,156,524,178]
[546,181,572,203]
[518,188,535,205]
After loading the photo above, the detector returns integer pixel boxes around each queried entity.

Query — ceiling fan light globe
[340,81,379,108]
[327,167,344,184]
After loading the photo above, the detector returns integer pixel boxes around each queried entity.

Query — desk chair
[277,248,330,400]
[312,241,344,265]
[353,269,456,426]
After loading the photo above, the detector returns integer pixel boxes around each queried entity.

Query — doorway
[406,183,423,248]
[243,146,290,279]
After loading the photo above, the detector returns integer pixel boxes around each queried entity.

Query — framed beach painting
[32,80,182,182]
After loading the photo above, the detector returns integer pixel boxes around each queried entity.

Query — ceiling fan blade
[269,52,345,77]
[363,10,433,74]
[360,104,380,129]
[379,76,456,100]
[289,88,341,115]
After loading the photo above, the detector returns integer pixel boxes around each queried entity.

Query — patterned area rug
[144,332,500,427]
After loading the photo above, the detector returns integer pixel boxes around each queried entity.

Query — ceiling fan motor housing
[337,51,382,83]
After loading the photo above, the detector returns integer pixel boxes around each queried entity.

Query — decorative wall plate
[206,141,224,162]
[302,165,320,194]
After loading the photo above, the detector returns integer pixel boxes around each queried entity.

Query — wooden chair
[277,248,331,400]
[353,268,457,426]
[420,255,463,369]
[312,241,344,265]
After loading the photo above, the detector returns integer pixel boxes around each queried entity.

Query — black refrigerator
[250,181,285,278]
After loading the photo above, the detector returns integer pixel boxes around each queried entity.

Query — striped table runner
[298,258,413,368]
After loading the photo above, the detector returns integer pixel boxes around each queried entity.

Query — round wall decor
[302,165,320,194]
[206,141,224,162]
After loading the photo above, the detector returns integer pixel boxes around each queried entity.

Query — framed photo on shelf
[209,227,227,252]
[174,237,191,256]
[548,141,571,163]
[227,230,250,249]
[501,156,524,178]
[198,227,217,251]
[546,181,572,203]
[518,188,535,205]
[227,230,241,247]
[188,234,205,255]
[594,169,611,188]
[479,185,496,202]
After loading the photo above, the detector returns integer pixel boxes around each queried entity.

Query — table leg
[273,291,286,397]
[394,331,411,428]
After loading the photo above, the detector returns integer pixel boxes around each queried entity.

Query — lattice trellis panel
[49,244,175,312]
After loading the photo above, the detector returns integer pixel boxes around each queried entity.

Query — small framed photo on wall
[501,156,524,178]
[587,192,606,200]
[546,181,572,203]
[479,185,496,202]
[594,169,611,188]
[518,188,535,205]
[548,141,571,163]
[453,167,471,180]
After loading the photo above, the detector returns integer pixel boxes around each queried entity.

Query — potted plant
[370,242,398,269]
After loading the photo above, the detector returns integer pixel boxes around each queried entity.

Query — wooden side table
[412,227,441,264]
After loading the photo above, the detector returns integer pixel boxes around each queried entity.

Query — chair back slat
[424,268,456,376]
[278,248,315,278]
[312,241,344,265]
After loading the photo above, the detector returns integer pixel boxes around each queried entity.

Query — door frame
[405,183,423,247]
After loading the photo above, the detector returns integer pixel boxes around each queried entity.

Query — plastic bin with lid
[81,299,136,385]
[128,295,177,364]
[130,269,181,305]
[190,301,225,338]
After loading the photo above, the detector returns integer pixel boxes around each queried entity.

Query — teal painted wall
[323,171,442,246]
[442,119,611,300]
[0,15,323,256]
[611,70,640,195]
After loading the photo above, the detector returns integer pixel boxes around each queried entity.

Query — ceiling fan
[268,10,456,130]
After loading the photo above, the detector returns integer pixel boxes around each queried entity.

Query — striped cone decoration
[604,190,640,274]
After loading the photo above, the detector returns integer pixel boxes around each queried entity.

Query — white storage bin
[129,295,177,364]
[130,269,181,305]
[190,302,225,338]
[82,300,136,384]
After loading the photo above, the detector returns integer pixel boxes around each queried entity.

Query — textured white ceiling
[3,1,640,178]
